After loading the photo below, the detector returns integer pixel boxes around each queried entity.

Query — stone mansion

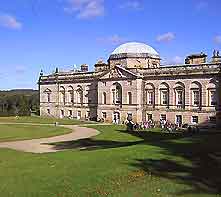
[38,42,221,126]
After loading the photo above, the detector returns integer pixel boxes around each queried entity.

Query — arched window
[68,86,74,104]
[76,86,83,104]
[44,89,52,103]
[207,82,217,106]
[112,83,122,105]
[174,82,185,109]
[159,83,169,106]
[59,86,65,104]
[145,83,155,106]
[128,92,132,105]
[103,92,107,104]
[190,82,202,108]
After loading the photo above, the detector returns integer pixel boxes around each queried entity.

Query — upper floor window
[128,92,132,105]
[145,83,155,106]
[76,87,83,104]
[44,89,52,103]
[162,90,169,105]
[174,82,185,109]
[191,82,202,107]
[103,92,107,104]
[68,86,74,104]
[210,90,217,106]
[60,86,65,104]
[112,82,122,105]
[159,83,169,106]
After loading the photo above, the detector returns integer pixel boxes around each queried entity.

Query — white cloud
[64,0,104,19]
[120,1,143,10]
[156,32,175,43]
[97,34,126,45]
[0,14,22,30]
[214,35,221,44]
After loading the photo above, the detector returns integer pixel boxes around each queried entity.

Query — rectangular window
[77,111,81,119]
[160,114,166,121]
[60,110,64,118]
[177,91,183,105]
[47,109,50,114]
[210,91,217,106]
[192,116,199,124]
[87,111,90,118]
[147,114,152,120]
[128,92,132,105]
[193,91,200,106]
[112,90,115,104]
[47,93,51,103]
[147,91,154,105]
[102,112,107,119]
[69,110,73,116]
[162,91,168,105]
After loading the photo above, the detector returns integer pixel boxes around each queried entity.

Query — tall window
[176,91,183,105]
[103,92,107,104]
[174,83,185,109]
[159,83,169,106]
[112,89,115,104]
[191,82,202,108]
[193,90,200,106]
[77,89,83,104]
[44,89,52,103]
[128,92,132,105]
[162,90,169,105]
[47,93,51,103]
[112,83,122,105]
[210,90,217,106]
[147,91,154,105]
[60,87,65,104]
[68,87,74,104]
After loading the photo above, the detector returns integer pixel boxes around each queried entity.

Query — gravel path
[0,125,100,153]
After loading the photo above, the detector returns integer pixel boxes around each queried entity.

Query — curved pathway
[0,124,100,153]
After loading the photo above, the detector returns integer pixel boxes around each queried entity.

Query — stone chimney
[81,64,89,72]
[185,52,207,64]
[94,59,109,72]
[211,50,221,63]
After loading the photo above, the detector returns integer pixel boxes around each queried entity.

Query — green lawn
[0,124,72,142]
[0,125,220,197]
[0,116,95,125]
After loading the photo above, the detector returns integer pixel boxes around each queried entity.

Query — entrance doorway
[113,112,120,124]
[176,115,182,127]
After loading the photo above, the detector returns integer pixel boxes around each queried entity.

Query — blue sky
[0,0,220,90]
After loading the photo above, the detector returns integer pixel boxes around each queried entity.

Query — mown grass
[0,124,220,197]
[0,116,95,125]
[0,124,72,142]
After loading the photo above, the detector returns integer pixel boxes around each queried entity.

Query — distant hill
[0,89,39,116]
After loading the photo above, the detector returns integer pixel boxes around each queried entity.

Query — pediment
[100,65,137,80]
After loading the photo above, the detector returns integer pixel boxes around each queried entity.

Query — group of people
[160,119,178,132]
[125,119,156,131]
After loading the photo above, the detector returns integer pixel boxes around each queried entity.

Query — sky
[0,0,220,90]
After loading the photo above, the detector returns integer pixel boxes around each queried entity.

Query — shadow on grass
[47,125,221,195]
[48,138,143,151]
[125,129,221,195]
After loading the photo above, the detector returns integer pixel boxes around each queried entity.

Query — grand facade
[39,42,221,126]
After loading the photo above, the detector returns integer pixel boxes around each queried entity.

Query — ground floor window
[127,113,132,121]
[192,116,198,124]
[60,110,64,118]
[69,110,73,117]
[160,114,166,121]
[47,109,50,114]
[77,111,81,120]
[147,114,152,121]
[102,112,107,119]
[176,115,182,127]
